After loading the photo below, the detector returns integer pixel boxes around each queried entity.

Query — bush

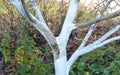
[70,43,120,75]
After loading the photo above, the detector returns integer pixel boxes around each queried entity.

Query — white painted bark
[9,0,60,60]
[57,0,79,58]
[55,56,67,75]
[66,0,114,70]
[66,24,120,74]
[9,0,120,75]
[55,0,80,75]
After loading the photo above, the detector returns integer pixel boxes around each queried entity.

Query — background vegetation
[0,0,120,75]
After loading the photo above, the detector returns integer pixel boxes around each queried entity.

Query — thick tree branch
[67,0,113,70]
[66,35,120,67]
[76,9,120,27]
[55,1,80,74]
[56,0,79,58]
[9,0,59,60]
[67,24,120,70]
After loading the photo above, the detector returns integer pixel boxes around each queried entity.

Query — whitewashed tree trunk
[9,0,120,75]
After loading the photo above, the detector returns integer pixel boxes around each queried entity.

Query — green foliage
[70,43,120,75]
[0,22,54,74]
[0,31,11,62]
[12,24,54,75]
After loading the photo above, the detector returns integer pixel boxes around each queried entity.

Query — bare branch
[67,0,114,70]
[78,0,113,49]
[93,25,120,45]
[66,35,120,69]
[67,24,120,70]
[9,0,27,19]
[95,36,120,47]
[21,0,36,23]
[9,0,59,60]
[100,0,114,14]
[29,0,47,26]
[76,9,120,27]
